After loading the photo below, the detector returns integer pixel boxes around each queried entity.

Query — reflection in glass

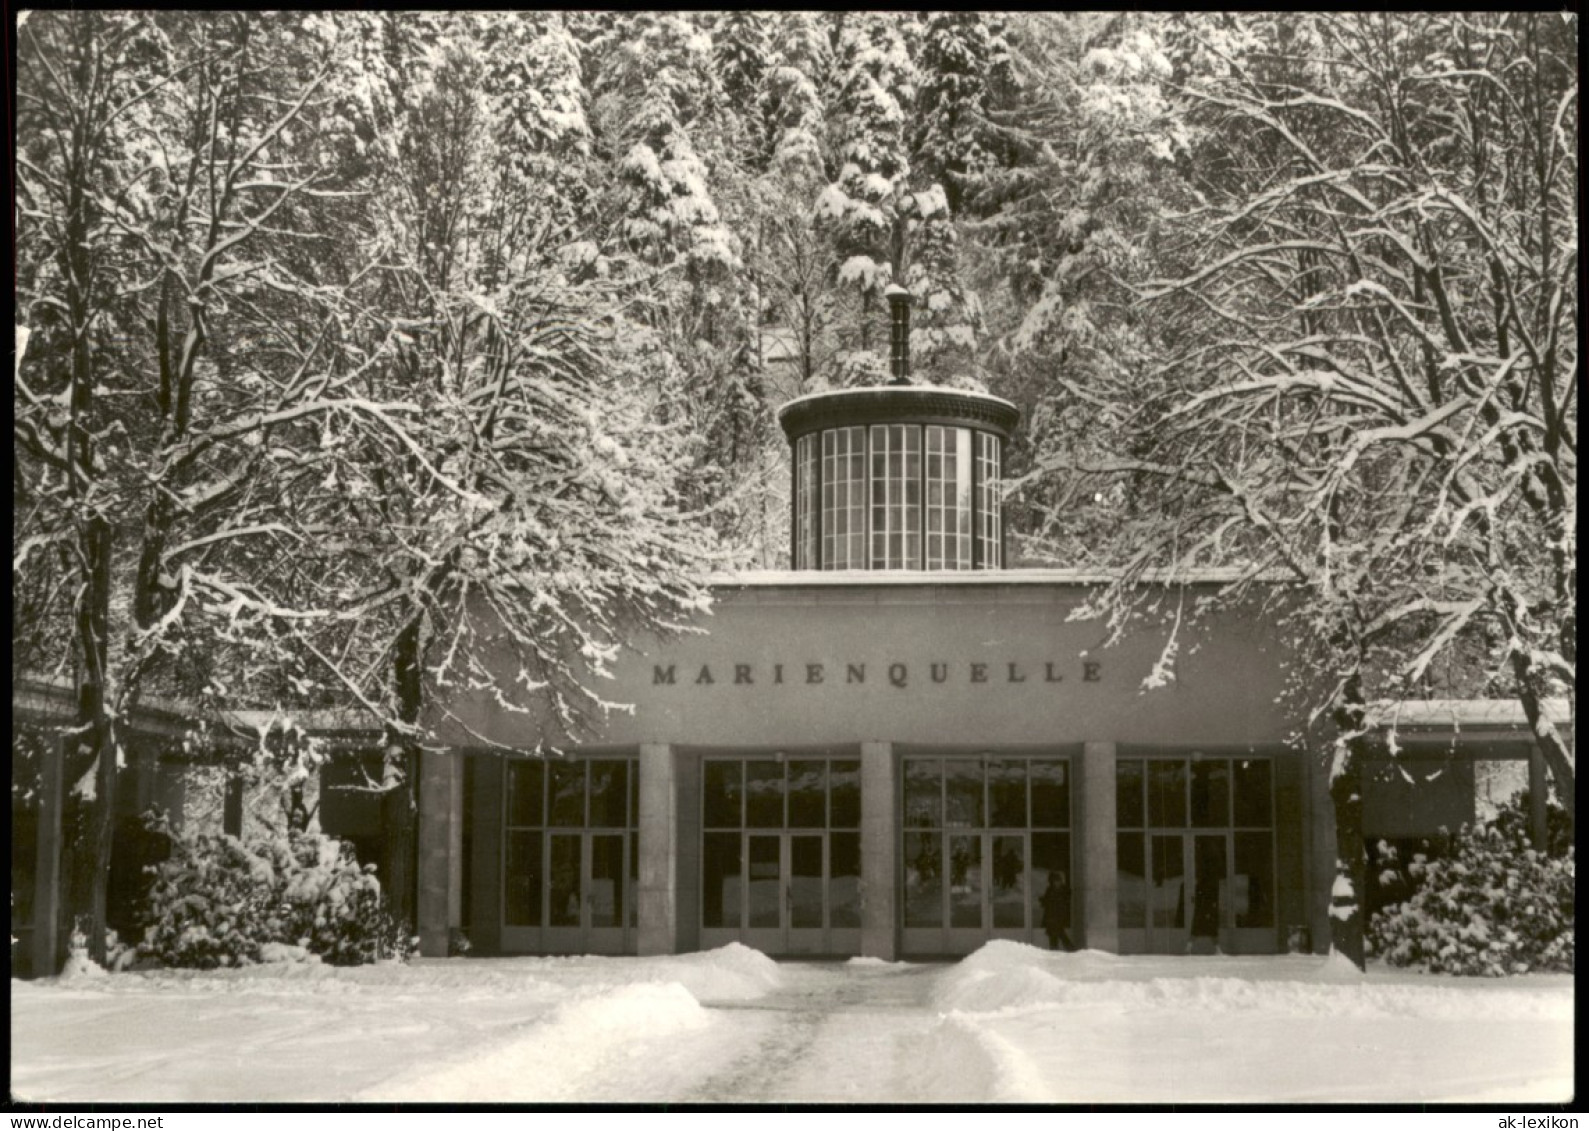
[748,835,781,927]
[590,834,624,928]
[505,830,542,927]
[991,834,1025,927]
[788,761,826,828]
[1190,759,1230,828]
[1117,833,1146,929]
[830,832,861,928]
[1234,831,1275,928]
[549,834,582,926]
[508,761,544,828]
[944,760,983,828]
[1150,834,1185,930]
[1192,834,1226,938]
[1030,760,1069,827]
[1032,832,1071,933]
[905,832,942,927]
[549,761,585,827]
[703,832,741,928]
[949,835,983,927]
[904,760,942,828]
[988,760,1026,827]
[746,762,784,828]
[791,835,823,928]
[590,761,628,828]
[1233,760,1273,827]
[704,761,742,828]
[830,761,861,828]
[1148,760,1187,828]
[1116,760,1144,829]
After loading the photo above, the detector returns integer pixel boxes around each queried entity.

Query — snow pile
[660,942,782,1001]
[56,949,110,983]
[258,942,321,966]
[365,981,710,1102]
[931,941,1571,1021]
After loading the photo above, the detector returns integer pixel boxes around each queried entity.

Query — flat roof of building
[713,568,1285,587]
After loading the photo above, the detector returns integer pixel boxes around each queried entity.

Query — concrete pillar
[1080,741,1117,953]
[637,743,677,956]
[31,734,66,978]
[1528,746,1548,850]
[416,748,457,957]
[860,741,897,960]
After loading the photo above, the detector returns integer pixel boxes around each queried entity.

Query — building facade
[13,314,1558,972]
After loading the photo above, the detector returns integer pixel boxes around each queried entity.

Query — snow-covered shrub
[141,822,412,969]
[1369,795,1573,975]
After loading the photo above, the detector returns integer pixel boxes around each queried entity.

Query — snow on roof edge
[775,384,1019,416]
[1366,698,1573,729]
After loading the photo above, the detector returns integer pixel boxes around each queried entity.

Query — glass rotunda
[777,289,1020,571]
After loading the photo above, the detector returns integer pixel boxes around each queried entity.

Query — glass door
[1117,756,1277,954]
[1148,833,1187,953]
[902,755,1073,955]
[503,758,637,955]
[701,757,862,955]
[740,832,827,955]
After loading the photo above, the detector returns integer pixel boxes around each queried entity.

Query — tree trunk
[381,614,426,931]
[79,516,117,965]
[1327,675,1369,969]
[1510,651,1575,820]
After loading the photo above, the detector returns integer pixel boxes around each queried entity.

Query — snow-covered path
[11,944,1575,1104]
[674,962,943,1103]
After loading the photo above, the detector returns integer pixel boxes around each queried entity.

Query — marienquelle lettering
[651,659,1103,688]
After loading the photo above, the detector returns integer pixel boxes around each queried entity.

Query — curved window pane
[975,432,1001,568]
[821,427,866,569]
[869,424,921,569]
[796,433,817,568]
[925,426,972,569]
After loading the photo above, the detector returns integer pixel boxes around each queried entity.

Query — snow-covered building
[405,294,1561,962]
[12,298,1561,973]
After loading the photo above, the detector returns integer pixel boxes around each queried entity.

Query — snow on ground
[10,942,1573,1104]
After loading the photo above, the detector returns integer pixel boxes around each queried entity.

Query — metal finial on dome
[885,285,913,386]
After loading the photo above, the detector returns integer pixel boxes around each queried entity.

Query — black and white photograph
[10,10,1575,1107]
